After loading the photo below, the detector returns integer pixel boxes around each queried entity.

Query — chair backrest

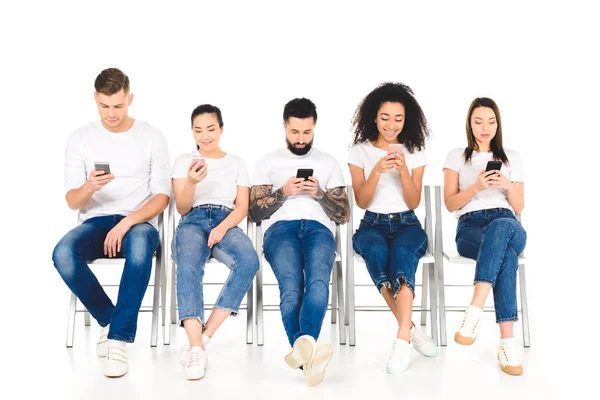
[346,184,434,254]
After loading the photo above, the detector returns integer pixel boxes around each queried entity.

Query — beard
[286,138,313,156]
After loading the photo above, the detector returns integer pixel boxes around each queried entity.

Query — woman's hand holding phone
[187,159,207,185]
[373,154,397,175]
[392,151,409,175]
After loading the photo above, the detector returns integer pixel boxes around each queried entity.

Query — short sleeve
[172,154,189,179]
[236,158,251,187]
[443,149,462,172]
[251,156,272,186]
[508,151,524,182]
[326,160,346,189]
[410,149,428,169]
[149,130,172,196]
[347,145,364,168]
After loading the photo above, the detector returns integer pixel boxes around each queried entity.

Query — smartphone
[485,160,502,176]
[388,143,404,156]
[192,156,206,169]
[296,168,313,181]
[94,161,111,175]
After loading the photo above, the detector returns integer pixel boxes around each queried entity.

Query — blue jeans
[263,220,335,346]
[52,215,160,343]
[353,210,428,297]
[172,205,259,326]
[456,208,527,323]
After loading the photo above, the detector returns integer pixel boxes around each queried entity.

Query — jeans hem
[106,334,135,343]
[393,275,416,299]
[496,316,518,323]
[473,278,496,287]
[178,316,206,329]
[212,305,239,317]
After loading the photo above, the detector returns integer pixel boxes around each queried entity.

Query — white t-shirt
[64,120,171,228]
[252,147,346,235]
[172,151,250,209]
[443,148,524,218]
[348,142,427,213]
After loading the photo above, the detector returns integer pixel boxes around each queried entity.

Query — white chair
[163,200,254,345]
[66,211,165,348]
[433,185,530,347]
[253,220,346,346]
[345,185,439,346]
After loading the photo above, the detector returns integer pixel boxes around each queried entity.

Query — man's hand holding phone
[187,157,207,185]
[302,176,325,199]
[87,168,114,192]
[281,176,305,197]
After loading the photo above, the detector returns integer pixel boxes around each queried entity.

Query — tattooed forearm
[249,185,288,222]
[315,186,350,223]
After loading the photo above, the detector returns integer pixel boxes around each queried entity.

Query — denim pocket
[360,217,378,227]
[402,212,419,226]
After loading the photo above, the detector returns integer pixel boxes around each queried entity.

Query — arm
[398,165,425,210]
[506,182,524,214]
[172,162,208,216]
[349,154,397,209]
[312,185,350,224]
[248,184,288,222]
[444,169,477,212]
[65,172,113,210]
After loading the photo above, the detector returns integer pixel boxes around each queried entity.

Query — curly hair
[351,82,430,153]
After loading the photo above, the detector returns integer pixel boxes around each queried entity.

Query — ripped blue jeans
[353,210,428,297]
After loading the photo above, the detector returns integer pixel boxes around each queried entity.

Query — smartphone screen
[388,144,403,156]
[94,162,111,175]
[485,160,502,172]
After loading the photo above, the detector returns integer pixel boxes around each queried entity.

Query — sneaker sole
[415,346,439,358]
[186,370,206,380]
[305,343,332,387]
[454,332,476,346]
[386,364,409,375]
[104,368,128,378]
[497,355,523,375]
[285,337,315,369]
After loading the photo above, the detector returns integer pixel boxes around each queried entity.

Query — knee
[52,241,76,279]
[280,288,302,307]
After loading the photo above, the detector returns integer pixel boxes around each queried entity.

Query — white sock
[108,339,127,349]
[500,337,515,346]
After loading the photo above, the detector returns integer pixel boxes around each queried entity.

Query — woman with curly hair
[348,82,437,374]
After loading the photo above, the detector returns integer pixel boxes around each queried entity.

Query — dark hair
[351,82,430,153]
[94,68,130,95]
[191,104,223,128]
[283,98,318,123]
[463,97,509,165]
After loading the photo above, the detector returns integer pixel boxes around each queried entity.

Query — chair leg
[347,253,356,346]
[331,262,338,324]
[257,263,264,346]
[519,263,531,347]
[420,265,428,326]
[164,259,174,345]
[336,260,346,345]
[428,263,439,345]
[66,293,77,348]
[150,255,161,347]
[438,258,448,346]
[84,310,91,326]
[161,257,167,327]
[246,282,253,344]
[170,260,177,325]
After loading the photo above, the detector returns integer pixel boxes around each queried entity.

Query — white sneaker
[386,338,412,374]
[178,334,211,367]
[185,346,207,380]
[96,325,109,357]
[104,343,128,378]
[411,322,438,357]
[304,343,332,387]
[285,335,316,369]
[455,305,483,345]
[497,338,523,376]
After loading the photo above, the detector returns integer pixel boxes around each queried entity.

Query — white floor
[14,303,569,400]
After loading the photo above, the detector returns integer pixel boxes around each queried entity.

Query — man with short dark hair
[52,68,171,378]
[249,98,349,386]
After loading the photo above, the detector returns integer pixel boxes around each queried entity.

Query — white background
[1,0,598,397]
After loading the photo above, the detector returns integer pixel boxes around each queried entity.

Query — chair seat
[354,252,434,265]
[443,250,527,265]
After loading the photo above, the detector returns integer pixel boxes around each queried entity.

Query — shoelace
[390,341,410,361]
[187,350,204,367]
[411,328,429,348]
[499,344,520,364]
[460,311,481,334]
